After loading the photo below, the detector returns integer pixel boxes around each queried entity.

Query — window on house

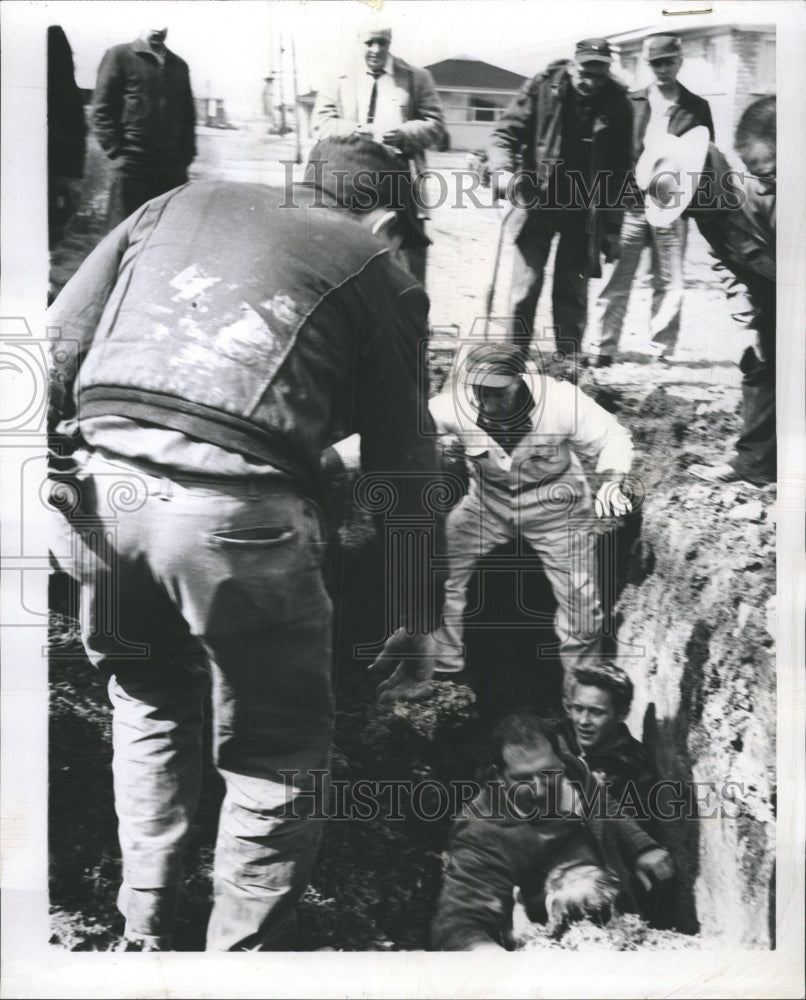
[754,36,775,92]
[469,96,496,122]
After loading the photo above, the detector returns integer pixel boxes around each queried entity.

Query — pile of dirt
[515,912,714,952]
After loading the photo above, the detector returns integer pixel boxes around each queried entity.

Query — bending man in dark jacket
[93,26,196,229]
[47,136,440,951]
[587,34,714,366]
[488,39,632,355]
[432,712,673,950]
[689,96,776,486]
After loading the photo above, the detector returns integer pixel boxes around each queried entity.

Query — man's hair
[734,95,776,155]
[571,662,634,715]
[489,710,556,771]
[544,861,623,938]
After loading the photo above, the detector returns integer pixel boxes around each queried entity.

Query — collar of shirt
[647,80,680,114]
[460,369,545,458]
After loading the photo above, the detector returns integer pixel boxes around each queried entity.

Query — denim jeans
[69,451,333,950]
[588,208,687,357]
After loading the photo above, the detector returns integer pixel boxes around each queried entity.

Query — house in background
[423,56,526,151]
[608,23,775,157]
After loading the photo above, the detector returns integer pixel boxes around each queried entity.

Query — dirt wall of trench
[596,374,777,948]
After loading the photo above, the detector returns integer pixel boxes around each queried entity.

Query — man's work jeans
[68,451,333,950]
[434,478,604,679]
[588,208,687,358]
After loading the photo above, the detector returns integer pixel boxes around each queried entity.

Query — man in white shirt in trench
[429,343,634,687]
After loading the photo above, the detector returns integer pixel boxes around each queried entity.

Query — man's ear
[370,210,400,238]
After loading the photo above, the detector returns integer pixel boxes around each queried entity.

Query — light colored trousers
[588,208,688,357]
[70,451,333,950]
[434,479,603,675]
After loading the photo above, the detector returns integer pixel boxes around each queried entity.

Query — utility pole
[291,35,302,163]
[277,34,287,135]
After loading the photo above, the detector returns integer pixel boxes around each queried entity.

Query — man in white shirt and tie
[313,23,447,285]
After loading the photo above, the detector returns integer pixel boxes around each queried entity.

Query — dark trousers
[507,209,589,355]
[107,169,189,229]
[730,277,776,485]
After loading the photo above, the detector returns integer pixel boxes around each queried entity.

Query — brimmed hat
[463,343,525,388]
[635,125,710,227]
[575,38,613,65]
[644,34,682,62]
[304,135,429,249]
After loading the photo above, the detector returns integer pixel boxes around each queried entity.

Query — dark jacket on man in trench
[431,756,661,950]
[556,722,657,822]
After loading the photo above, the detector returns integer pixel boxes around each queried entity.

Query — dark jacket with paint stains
[47,180,439,501]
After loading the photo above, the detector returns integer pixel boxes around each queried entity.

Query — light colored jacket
[312,55,447,180]
[429,370,633,507]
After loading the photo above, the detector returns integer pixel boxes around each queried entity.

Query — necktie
[366,71,383,125]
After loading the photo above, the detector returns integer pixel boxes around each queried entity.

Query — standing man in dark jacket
[587,34,714,366]
[47,136,440,951]
[93,26,196,228]
[689,96,776,486]
[489,39,633,355]
[432,712,673,950]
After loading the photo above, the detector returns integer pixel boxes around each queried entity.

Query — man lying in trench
[431,711,674,950]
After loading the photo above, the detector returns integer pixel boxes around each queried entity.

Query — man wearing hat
[46,135,441,951]
[489,39,633,354]
[586,34,714,367]
[429,343,633,681]
[312,22,447,284]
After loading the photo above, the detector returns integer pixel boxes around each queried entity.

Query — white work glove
[594,480,633,518]
[367,627,437,703]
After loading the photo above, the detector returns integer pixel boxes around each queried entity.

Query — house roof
[424,57,527,91]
